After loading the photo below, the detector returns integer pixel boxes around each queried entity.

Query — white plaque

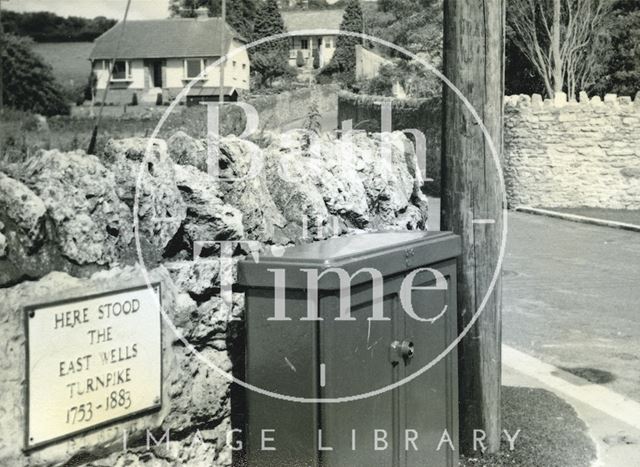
[25,283,162,449]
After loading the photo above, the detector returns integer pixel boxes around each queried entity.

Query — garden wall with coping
[504,92,640,209]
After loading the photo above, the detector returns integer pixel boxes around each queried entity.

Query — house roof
[281,9,344,33]
[89,18,246,60]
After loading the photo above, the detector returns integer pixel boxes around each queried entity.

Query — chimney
[195,7,209,19]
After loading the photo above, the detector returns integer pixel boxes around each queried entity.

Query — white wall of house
[92,40,250,94]
[93,59,146,89]
[289,35,336,69]
[224,39,250,90]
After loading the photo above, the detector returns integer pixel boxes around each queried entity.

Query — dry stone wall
[0,128,428,466]
[504,92,640,209]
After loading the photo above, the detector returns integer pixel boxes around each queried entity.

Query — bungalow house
[281,9,344,69]
[89,16,250,105]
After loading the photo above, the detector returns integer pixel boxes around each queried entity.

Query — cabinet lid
[238,231,461,290]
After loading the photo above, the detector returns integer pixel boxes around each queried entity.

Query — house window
[111,60,131,81]
[184,58,204,79]
[325,37,332,48]
[300,39,309,50]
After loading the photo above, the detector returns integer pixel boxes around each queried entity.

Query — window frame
[300,39,309,50]
[110,60,132,82]
[184,58,207,80]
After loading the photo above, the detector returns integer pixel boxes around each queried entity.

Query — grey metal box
[238,231,461,467]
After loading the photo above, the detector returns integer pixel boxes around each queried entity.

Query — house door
[152,61,163,88]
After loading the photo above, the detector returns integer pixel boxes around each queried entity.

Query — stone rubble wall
[504,92,640,209]
[0,129,428,466]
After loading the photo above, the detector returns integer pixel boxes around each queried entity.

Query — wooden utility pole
[0,0,9,116]
[441,0,504,455]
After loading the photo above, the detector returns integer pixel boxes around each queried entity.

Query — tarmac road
[503,212,640,402]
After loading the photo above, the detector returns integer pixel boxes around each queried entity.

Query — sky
[4,0,172,20]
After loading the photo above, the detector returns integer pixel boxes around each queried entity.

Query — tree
[0,11,116,42]
[323,0,364,79]
[1,34,70,116]
[366,0,442,57]
[251,0,292,86]
[596,0,640,95]
[302,99,322,151]
[361,0,442,97]
[508,0,610,98]
[169,0,256,38]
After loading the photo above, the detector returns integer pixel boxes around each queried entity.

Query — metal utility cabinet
[238,231,461,467]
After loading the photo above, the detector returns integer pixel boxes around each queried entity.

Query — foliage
[505,27,546,95]
[366,0,442,56]
[357,58,440,99]
[1,34,70,116]
[131,93,139,106]
[0,11,116,42]
[303,98,322,135]
[322,0,364,81]
[302,98,322,151]
[84,71,98,102]
[594,0,640,95]
[279,0,347,9]
[507,0,610,98]
[0,105,272,165]
[312,47,321,69]
[251,0,292,86]
[360,0,442,97]
[169,0,257,38]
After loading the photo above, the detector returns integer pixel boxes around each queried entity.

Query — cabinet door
[319,287,399,467]
[402,261,458,467]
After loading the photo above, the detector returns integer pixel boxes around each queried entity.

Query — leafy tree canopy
[0,11,116,42]
[594,0,640,95]
[250,0,292,86]
[364,0,441,63]
[1,34,70,116]
[169,0,256,38]
[323,0,364,80]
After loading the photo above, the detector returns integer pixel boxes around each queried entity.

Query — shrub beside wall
[337,92,442,196]
[504,93,640,209]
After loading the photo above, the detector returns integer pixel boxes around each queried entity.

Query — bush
[1,34,70,116]
[296,50,305,68]
[131,92,138,106]
[313,48,321,69]
[250,0,290,87]
[83,71,97,102]
[156,92,163,106]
